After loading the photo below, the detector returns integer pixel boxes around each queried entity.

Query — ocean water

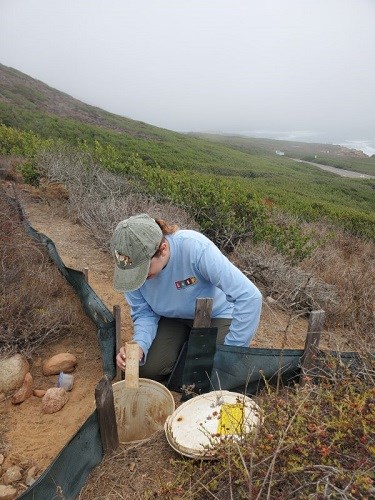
[227,130,375,157]
[338,140,375,157]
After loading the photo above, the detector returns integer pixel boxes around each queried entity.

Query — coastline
[228,130,375,157]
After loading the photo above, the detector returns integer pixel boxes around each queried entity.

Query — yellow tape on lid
[218,403,245,435]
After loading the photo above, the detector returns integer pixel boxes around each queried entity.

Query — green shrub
[0,120,373,255]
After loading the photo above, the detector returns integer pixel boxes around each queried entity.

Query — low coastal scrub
[167,366,375,499]
[1,125,374,334]
[0,185,88,357]
[1,123,374,252]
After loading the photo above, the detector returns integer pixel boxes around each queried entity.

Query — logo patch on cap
[115,250,133,268]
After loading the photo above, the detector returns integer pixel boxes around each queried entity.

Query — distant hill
[0,63,171,141]
[0,62,370,167]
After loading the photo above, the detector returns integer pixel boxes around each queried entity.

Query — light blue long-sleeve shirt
[125,230,262,359]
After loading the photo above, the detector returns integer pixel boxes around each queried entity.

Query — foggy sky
[1,0,374,144]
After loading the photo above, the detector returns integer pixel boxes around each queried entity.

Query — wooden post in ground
[166,298,215,394]
[113,305,124,381]
[95,376,119,453]
[300,309,326,386]
[193,298,213,328]
[83,267,89,283]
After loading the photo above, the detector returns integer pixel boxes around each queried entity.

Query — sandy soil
[1,187,349,496]
[0,190,131,492]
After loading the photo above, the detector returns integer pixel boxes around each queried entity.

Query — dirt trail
[1,189,131,482]
[293,158,375,179]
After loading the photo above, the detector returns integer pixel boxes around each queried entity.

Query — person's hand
[116,344,144,371]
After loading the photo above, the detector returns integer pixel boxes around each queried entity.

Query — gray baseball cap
[110,214,163,292]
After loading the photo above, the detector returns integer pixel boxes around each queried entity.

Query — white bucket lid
[164,390,261,459]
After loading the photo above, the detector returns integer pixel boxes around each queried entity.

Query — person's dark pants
[139,317,231,381]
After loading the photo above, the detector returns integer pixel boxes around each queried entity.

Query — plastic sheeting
[167,341,304,396]
[212,344,303,393]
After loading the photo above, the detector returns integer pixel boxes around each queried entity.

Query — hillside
[0,62,374,244]
[1,62,373,172]
[188,132,375,176]
[0,64,164,140]
[188,132,369,160]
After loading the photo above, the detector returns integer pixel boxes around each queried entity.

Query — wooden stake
[113,305,124,381]
[95,376,119,453]
[193,298,213,328]
[300,309,325,386]
[124,341,140,389]
[83,267,89,282]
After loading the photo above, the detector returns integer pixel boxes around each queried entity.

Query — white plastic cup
[57,371,74,391]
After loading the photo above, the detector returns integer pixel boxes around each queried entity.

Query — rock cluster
[0,457,39,499]
[0,352,79,497]
[0,352,77,411]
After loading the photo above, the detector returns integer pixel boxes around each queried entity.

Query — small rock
[25,477,35,487]
[0,454,4,465]
[0,354,29,393]
[42,387,68,414]
[2,465,22,485]
[0,393,5,403]
[25,466,37,487]
[33,389,46,398]
[16,460,29,471]
[0,485,17,500]
[129,461,136,472]
[11,373,33,405]
[25,465,36,480]
[42,353,77,376]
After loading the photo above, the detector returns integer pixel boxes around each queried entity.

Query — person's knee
[212,318,232,344]
[138,318,188,381]
[139,358,175,381]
